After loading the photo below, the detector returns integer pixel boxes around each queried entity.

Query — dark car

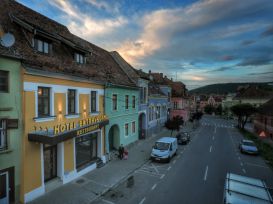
[239,139,258,155]
[176,132,190,145]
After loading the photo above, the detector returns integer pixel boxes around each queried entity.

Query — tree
[165,115,184,136]
[215,104,222,115]
[231,103,256,129]
[204,105,215,114]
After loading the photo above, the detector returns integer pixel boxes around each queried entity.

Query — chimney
[160,73,163,78]
[149,70,151,74]
[164,75,167,79]
[171,78,173,81]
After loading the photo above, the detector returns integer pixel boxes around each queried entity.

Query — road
[93,115,273,204]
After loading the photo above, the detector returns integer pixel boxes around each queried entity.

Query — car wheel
[167,156,171,163]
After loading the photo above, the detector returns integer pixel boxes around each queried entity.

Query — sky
[17,0,273,90]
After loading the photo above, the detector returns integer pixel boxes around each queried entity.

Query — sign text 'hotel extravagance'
[53,115,108,135]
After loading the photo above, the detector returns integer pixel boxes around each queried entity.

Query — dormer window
[74,52,85,64]
[33,38,51,54]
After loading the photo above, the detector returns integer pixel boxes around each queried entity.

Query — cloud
[206,67,233,73]
[220,55,235,61]
[83,0,120,14]
[261,25,273,37]
[48,0,127,39]
[248,71,273,75]
[237,57,272,66]
[241,40,255,46]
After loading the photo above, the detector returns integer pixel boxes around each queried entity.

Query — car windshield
[154,142,170,150]
[243,141,255,146]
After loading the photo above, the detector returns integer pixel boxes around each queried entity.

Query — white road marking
[173,160,176,164]
[204,166,209,181]
[102,199,115,204]
[246,162,270,169]
[151,184,157,191]
[212,136,215,140]
[214,126,217,133]
[177,155,180,158]
[160,174,165,179]
[240,162,243,166]
[242,169,246,174]
[209,146,212,153]
[139,197,146,204]
[167,166,171,171]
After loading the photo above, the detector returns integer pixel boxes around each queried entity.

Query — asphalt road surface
[93,115,273,204]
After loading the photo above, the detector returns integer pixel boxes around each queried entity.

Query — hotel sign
[28,114,109,145]
[53,115,108,135]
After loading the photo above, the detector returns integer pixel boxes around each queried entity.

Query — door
[0,172,9,204]
[44,145,57,182]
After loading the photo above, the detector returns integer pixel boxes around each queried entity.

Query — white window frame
[125,123,129,136]
[90,90,99,114]
[132,121,136,134]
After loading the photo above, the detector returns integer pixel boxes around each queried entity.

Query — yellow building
[1,1,138,202]
[22,70,108,202]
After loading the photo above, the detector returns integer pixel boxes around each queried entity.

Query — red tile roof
[0,0,136,87]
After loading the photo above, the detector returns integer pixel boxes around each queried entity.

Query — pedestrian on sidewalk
[118,144,124,160]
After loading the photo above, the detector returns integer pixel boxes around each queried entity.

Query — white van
[150,137,177,162]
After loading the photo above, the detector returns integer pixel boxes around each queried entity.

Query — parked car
[223,173,273,204]
[150,137,177,163]
[239,139,258,155]
[176,132,190,145]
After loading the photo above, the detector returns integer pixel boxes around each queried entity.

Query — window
[132,96,136,109]
[91,91,97,113]
[125,123,129,136]
[0,70,8,92]
[38,87,50,117]
[140,87,147,104]
[74,52,85,64]
[112,94,117,110]
[125,95,129,109]
[34,38,50,54]
[68,89,76,114]
[132,121,136,133]
[0,119,7,150]
[168,92,170,102]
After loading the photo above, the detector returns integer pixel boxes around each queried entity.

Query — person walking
[118,145,123,159]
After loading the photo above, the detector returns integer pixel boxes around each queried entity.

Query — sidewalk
[29,124,193,204]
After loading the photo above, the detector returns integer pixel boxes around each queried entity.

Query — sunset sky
[17,0,273,89]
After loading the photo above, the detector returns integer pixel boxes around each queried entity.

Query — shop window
[91,91,97,113]
[132,121,136,133]
[0,119,7,151]
[0,70,8,93]
[125,123,129,136]
[74,52,85,64]
[132,96,136,109]
[112,94,117,110]
[38,87,50,117]
[125,95,129,109]
[68,89,76,114]
[33,38,50,54]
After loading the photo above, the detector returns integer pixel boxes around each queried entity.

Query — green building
[0,56,23,204]
[105,83,139,153]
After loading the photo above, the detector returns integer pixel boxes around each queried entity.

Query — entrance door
[0,172,9,204]
[44,145,57,182]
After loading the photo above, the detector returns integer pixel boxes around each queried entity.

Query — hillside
[189,82,273,95]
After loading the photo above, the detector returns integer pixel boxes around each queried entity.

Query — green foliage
[231,103,256,129]
[240,129,273,169]
[204,105,215,114]
[189,82,272,95]
[215,104,222,115]
[165,115,184,136]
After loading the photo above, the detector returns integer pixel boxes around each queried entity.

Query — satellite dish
[1,33,15,47]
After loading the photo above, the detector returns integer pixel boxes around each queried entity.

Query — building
[110,51,149,140]
[233,85,273,107]
[0,1,136,202]
[253,98,273,139]
[148,73,171,130]
[0,56,23,203]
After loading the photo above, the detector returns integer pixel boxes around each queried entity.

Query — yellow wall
[22,73,105,199]
[22,91,42,194]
